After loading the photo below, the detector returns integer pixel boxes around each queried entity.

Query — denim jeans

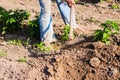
[38,0,77,43]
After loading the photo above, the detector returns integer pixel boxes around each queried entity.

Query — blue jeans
[38,0,77,43]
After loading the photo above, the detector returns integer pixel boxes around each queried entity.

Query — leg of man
[56,0,77,27]
[56,0,85,32]
[38,0,57,44]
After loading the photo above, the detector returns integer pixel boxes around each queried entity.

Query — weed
[23,38,30,47]
[18,58,27,62]
[62,24,70,41]
[75,0,79,2]
[100,0,111,2]
[94,20,119,44]
[8,39,22,46]
[34,42,50,52]
[0,7,30,34]
[0,51,7,57]
[111,3,120,9]
[28,15,39,39]
[100,0,104,2]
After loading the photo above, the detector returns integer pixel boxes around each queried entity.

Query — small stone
[89,57,100,68]
[107,68,119,77]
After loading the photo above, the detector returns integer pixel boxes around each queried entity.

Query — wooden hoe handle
[69,5,74,40]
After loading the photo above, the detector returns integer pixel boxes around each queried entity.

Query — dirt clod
[89,57,101,68]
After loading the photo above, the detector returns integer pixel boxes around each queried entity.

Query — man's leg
[56,0,85,32]
[38,0,57,44]
[56,0,77,27]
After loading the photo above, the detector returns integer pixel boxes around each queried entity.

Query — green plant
[8,39,22,46]
[75,0,79,2]
[28,15,40,39]
[23,38,30,47]
[94,20,119,44]
[0,51,7,57]
[111,3,120,9]
[100,0,104,2]
[18,58,27,62]
[0,7,30,34]
[99,0,111,2]
[34,42,50,52]
[62,24,70,41]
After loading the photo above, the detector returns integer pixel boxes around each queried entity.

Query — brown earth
[0,0,120,80]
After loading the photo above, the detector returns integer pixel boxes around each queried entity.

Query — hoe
[69,4,74,40]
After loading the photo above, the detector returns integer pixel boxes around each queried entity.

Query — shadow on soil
[27,36,96,58]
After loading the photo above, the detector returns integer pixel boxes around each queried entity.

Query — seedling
[8,39,22,46]
[28,15,39,39]
[100,0,111,2]
[34,42,50,52]
[0,51,7,57]
[0,7,30,34]
[111,3,120,9]
[18,58,27,62]
[23,38,30,47]
[62,24,70,41]
[100,0,104,2]
[94,20,119,44]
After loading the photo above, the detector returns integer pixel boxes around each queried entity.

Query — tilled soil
[0,40,120,80]
[0,0,120,80]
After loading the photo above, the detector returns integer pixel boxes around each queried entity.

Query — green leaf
[104,27,111,32]
[18,58,27,62]
[103,32,109,39]
[34,42,50,52]
[112,22,119,32]
[94,29,103,40]
[9,18,16,23]
[2,31,6,34]
[105,40,110,45]
[0,51,7,57]
[94,20,119,44]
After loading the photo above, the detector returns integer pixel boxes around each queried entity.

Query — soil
[0,0,120,80]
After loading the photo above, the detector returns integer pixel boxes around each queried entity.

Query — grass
[8,39,22,46]
[17,58,27,62]
[0,51,7,57]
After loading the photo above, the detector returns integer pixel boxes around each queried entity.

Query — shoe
[43,37,58,48]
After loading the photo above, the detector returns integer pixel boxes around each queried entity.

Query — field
[0,0,120,80]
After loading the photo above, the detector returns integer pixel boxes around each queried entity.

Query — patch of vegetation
[62,24,70,41]
[0,7,30,34]
[111,3,120,9]
[23,38,30,47]
[28,15,40,39]
[99,0,111,2]
[0,51,7,57]
[34,42,50,52]
[8,38,31,47]
[18,58,27,62]
[8,39,22,46]
[94,20,119,44]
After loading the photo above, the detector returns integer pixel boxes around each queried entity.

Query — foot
[44,42,58,52]
[43,37,58,51]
